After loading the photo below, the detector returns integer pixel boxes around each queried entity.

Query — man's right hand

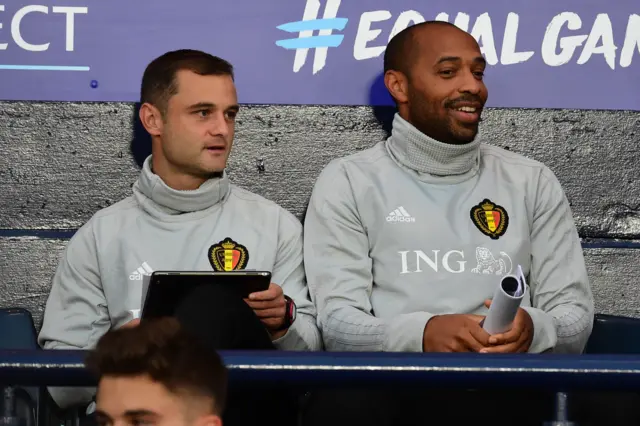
[422,314,491,352]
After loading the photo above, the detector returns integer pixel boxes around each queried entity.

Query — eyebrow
[124,409,159,417]
[95,409,159,417]
[436,56,486,66]
[473,56,487,66]
[187,102,240,112]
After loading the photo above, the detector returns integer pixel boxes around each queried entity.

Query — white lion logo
[471,247,512,275]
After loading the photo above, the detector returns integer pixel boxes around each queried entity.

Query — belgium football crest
[470,199,509,240]
[208,238,249,271]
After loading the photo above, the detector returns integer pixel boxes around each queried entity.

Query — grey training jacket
[39,155,322,408]
[303,114,594,355]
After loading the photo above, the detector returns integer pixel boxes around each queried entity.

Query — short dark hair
[384,20,459,77]
[140,49,234,115]
[85,317,227,415]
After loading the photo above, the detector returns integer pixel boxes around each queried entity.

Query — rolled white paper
[482,265,527,335]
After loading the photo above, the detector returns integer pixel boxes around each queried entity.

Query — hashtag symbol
[275,0,348,74]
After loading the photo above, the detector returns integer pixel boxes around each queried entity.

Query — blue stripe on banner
[276,18,349,33]
[275,34,344,49]
[0,65,90,71]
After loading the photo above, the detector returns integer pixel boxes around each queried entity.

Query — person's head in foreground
[384,20,488,145]
[85,317,227,426]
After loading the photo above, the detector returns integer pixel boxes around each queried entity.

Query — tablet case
[141,270,271,319]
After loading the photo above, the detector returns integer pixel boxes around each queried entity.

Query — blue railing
[2,350,640,391]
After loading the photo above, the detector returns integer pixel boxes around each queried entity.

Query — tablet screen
[141,270,271,319]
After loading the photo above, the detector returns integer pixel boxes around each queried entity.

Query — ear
[195,414,222,426]
[384,70,409,104]
[139,102,163,137]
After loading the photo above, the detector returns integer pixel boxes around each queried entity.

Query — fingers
[460,329,486,352]
[244,298,283,310]
[248,283,283,301]
[488,328,519,345]
[466,314,486,324]
[482,326,531,353]
[248,289,278,301]
[481,341,520,353]
[488,310,526,345]
[252,307,286,319]
[467,323,491,347]
[482,334,529,354]
[245,282,286,324]
[451,318,491,352]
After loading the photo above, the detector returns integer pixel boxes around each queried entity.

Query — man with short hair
[39,49,321,425]
[302,21,594,425]
[86,317,227,426]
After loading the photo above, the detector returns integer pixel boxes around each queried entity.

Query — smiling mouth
[455,106,478,113]
[450,106,482,125]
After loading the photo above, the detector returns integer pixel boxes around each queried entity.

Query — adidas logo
[129,262,153,281]
[386,206,415,223]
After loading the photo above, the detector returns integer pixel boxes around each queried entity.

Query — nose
[207,111,231,137]
[458,68,484,95]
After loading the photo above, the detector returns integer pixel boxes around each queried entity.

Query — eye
[94,414,111,426]
[474,71,485,78]
[439,70,454,76]
[130,417,155,426]
[225,110,237,120]
[132,421,153,426]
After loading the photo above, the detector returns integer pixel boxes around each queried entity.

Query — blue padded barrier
[2,350,640,392]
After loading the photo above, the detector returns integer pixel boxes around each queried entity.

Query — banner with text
[0,0,638,110]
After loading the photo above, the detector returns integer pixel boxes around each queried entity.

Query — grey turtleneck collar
[386,113,481,178]
[132,155,230,217]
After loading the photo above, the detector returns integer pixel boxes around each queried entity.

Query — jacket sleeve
[38,223,109,408]
[522,167,594,354]
[270,210,323,351]
[304,161,432,352]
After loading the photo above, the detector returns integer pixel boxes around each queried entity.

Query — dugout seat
[0,308,42,426]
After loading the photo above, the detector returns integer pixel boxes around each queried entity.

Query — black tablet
[141,270,271,319]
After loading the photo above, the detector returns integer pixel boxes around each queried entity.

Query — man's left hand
[244,283,287,338]
[480,299,534,353]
